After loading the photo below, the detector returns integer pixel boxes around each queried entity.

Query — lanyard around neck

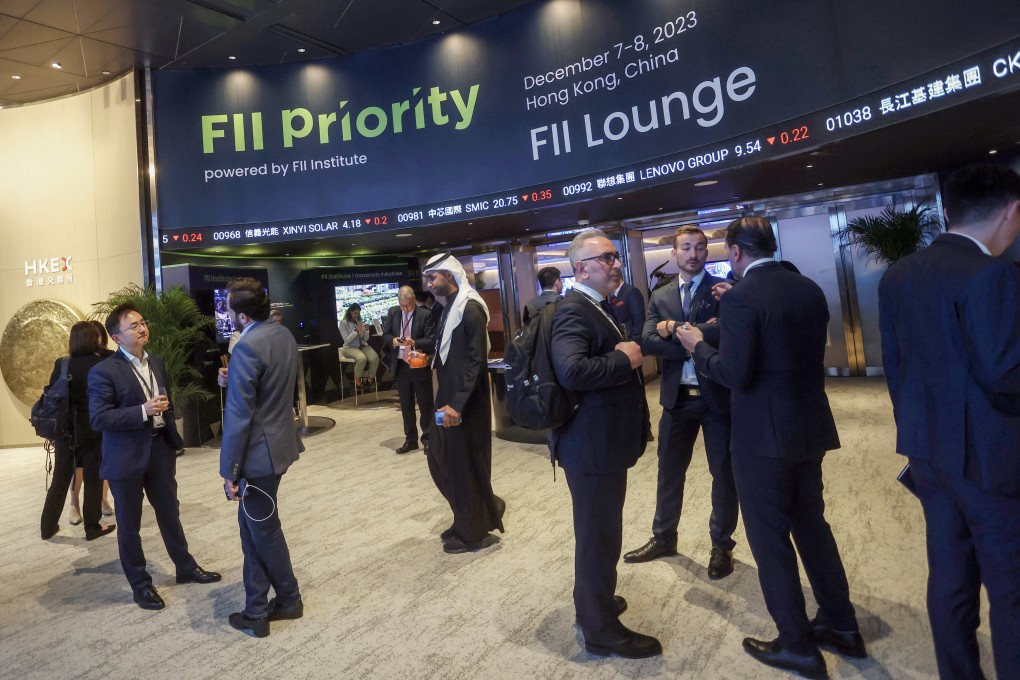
[129,360,156,399]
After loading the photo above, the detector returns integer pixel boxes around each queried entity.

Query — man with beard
[423,253,505,554]
[625,225,737,580]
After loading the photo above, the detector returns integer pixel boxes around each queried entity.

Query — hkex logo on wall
[24,256,73,288]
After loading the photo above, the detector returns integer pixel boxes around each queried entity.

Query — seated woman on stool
[339,303,379,388]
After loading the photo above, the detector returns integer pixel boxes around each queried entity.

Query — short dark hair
[943,163,1020,228]
[91,319,109,345]
[415,290,435,304]
[227,277,271,321]
[672,225,708,248]
[537,266,562,290]
[725,216,776,259]
[69,321,101,357]
[106,302,139,336]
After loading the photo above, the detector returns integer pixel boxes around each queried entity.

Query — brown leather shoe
[708,547,734,579]
[623,538,677,563]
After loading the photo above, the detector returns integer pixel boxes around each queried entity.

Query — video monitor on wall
[560,275,576,294]
[335,283,400,327]
[213,288,234,340]
[705,261,733,279]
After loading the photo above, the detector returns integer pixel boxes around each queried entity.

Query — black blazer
[642,273,729,414]
[88,351,184,481]
[693,261,839,461]
[382,306,437,381]
[880,233,1020,496]
[523,290,560,325]
[433,298,488,413]
[608,282,646,343]
[47,353,105,448]
[550,290,650,473]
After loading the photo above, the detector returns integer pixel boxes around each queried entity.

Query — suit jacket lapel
[114,352,148,404]
[689,275,715,321]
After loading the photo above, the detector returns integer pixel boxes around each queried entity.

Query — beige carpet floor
[0,378,996,679]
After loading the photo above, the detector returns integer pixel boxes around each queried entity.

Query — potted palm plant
[91,284,215,444]
[834,202,942,266]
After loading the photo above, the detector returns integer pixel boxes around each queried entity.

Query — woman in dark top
[39,322,116,541]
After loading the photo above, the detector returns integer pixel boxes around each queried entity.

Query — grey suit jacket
[219,321,304,480]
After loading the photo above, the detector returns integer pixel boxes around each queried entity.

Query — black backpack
[30,357,72,441]
[504,301,576,429]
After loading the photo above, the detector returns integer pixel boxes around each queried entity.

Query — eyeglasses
[579,251,622,266]
[116,319,149,334]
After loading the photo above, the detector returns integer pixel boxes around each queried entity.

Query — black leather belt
[679,386,701,397]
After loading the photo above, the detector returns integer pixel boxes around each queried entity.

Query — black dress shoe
[395,441,419,454]
[133,585,165,610]
[440,525,456,540]
[267,597,304,621]
[176,566,222,584]
[742,637,828,679]
[811,618,867,658]
[85,524,116,541]
[443,533,500,554]
[708,547,734,580]
[576,596,628,624]
[623,538,677,563]
[583,625,662,658]
[229,612,269,638]
[41,524,59,540]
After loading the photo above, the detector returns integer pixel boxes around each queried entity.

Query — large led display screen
[152,0,1020,250]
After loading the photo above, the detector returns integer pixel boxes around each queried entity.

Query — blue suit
[551,289,650,636]
[641,274,736,550]
[89,350,196,591]
[880,233,1020,679]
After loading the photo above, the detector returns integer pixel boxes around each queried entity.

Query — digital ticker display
[154,0,1020,251]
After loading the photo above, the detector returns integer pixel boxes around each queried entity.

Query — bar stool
[338,350,378,404]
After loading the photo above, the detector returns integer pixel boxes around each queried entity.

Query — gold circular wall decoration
[1,300,82,406]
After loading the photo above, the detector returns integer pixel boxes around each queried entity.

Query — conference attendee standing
[40,322,115,541]
[383,286,437,454]
[550,229,659,659]
[424,253,504,554]
[522,266,562,325]
[625,226,737,580]
[415,290,444,327]
[678,217,862,679]
[607,277,654,441]
[879,164,1020,680]
[89,303,220,610]
[218,278,305,639]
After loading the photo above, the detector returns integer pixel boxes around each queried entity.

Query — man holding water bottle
[89,302,221,611]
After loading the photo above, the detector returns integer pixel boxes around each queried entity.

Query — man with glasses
[549,229,659,658]
[89,303,221,611]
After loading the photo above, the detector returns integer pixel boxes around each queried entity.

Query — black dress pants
[563,465,628,637]
[238,474,300,619]
[395,361,434,445]
[107,438,197,591]
[732,453,856,653]
[40,441,103,538]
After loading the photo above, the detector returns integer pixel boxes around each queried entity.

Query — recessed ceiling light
[101,70,111,75]
[440,241,448,245]
[617,196,624,200]
[11,74,21,80]
[51,62,61,69]
[694,180,718,187]
[817,182,824,186]
[297,48,306,53]
[395,233,412,237]
[806,164,813,168]
[228,56,236,60]
[433,19,441,25]
[989,149,998,155]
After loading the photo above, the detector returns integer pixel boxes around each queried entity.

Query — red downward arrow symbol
[766,137,776,145]
[522,195,529,201]
[172,234,179,240]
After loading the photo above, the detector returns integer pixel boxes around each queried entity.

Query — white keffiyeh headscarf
[423,253,490,364]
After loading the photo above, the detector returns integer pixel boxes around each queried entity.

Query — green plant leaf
[834,203,942,266]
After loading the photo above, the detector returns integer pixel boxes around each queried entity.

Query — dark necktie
[682,281,693,320]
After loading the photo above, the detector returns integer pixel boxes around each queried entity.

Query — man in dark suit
[218,278,305,638]
[384,286,437,454]
[522,266,562,324]
[624,225,737,580]
[415,289,444,327]
[879,164,1020,680]
[424,254,505,553]
[678,217,862,678]
[608,276,655,441]
[89,302,221,610]
[550,229,660,659]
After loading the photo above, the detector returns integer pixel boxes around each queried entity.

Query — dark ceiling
[0,0,534,107]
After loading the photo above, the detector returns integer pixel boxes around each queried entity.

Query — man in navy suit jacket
[89,303,220,610]
[384,286,437,454]
[879,164,1020,680]
[624,226,737,581]
[678,217,861,679]
[550,229,660,659]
